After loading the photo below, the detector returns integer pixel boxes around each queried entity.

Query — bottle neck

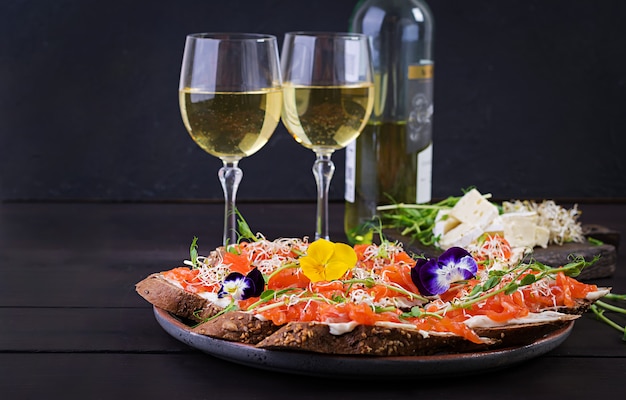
[351,0,434,122]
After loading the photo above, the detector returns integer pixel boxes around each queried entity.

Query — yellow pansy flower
[299,239,357,282]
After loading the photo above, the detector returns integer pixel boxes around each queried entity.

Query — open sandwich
[136,234,609,357]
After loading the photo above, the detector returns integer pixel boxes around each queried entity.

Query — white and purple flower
[218,267,265,300]
[410,247,478,296]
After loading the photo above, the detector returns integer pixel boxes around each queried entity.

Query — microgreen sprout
[189,236,199,269]
[445,255,598,313]
[375,195,462,247]
[193,301,238,325]
[400,306,443,320]
[244,288,300,311]
[590,293,626,341]
[235,208,260,242]
[265,262,299,283]
[250,291,341,314]
[587,237,604,246]
[341,278,429,302]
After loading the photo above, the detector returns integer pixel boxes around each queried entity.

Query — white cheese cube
[432,209,461,239]
[484,215,504,235]
[534,226,550,248]
[501,212,539,248]
[449,189,499,229]
[439,222,483,250]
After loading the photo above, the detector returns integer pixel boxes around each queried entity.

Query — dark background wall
[1,0,625,203]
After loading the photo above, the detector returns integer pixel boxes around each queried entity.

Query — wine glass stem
[312,152,335,241]
[218,160,243,246]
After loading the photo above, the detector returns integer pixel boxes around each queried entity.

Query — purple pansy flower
[410,247,478,296]
[218,267,265,300]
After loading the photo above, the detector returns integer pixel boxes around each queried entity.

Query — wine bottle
[345,0,435,244]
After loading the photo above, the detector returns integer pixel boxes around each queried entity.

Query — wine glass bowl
[179,33,282,245]
[282,85,373,151]
[179,89,282,160]
[280,32,374,240]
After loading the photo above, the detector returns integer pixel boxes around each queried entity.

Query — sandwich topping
[161,231,606,345]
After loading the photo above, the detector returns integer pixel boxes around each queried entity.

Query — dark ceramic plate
[153,306,574,379]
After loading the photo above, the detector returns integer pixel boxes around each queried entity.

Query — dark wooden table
[1,201,625,399]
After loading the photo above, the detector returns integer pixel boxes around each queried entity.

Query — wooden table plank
[0,202,342,253]
[0,257,181,307]
[0,308,189,352]
[0,353,624,399]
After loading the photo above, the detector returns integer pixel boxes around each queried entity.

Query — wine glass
[280,32,374,240]
[179,33,282,246]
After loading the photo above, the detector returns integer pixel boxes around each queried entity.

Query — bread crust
[253,313,579,355]
[192,311,281,344]
[135,273,221,322]
[255,322,495,356]
[473,314,579,347]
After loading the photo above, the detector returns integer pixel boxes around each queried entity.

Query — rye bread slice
[472,313,579,347]
[135,273,222,322]
[256,322,495,356]
[192,311,282,344]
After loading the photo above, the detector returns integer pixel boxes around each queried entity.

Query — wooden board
[384,225,619,281]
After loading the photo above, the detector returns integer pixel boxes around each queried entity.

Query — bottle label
[345,139,356,203]
[408,62,434,204]
[416,143,433,204]
[408,64,434,80]
[406,63,434,154]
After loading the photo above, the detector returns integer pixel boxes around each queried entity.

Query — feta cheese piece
[439,222,483,250]
[432,209,461,239]
[500,212,539,248]
[484,215,504,236]
[534,225,550,248]
[449,189,499,229]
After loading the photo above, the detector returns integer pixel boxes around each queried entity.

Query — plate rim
[153,306,574,378]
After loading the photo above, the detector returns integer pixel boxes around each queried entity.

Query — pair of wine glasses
[179,32,374,245]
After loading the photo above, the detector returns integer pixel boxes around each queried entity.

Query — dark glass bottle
[345,0,434,244]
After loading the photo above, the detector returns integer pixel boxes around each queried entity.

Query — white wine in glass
[179,33,282,246]
[280,32,374,240]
